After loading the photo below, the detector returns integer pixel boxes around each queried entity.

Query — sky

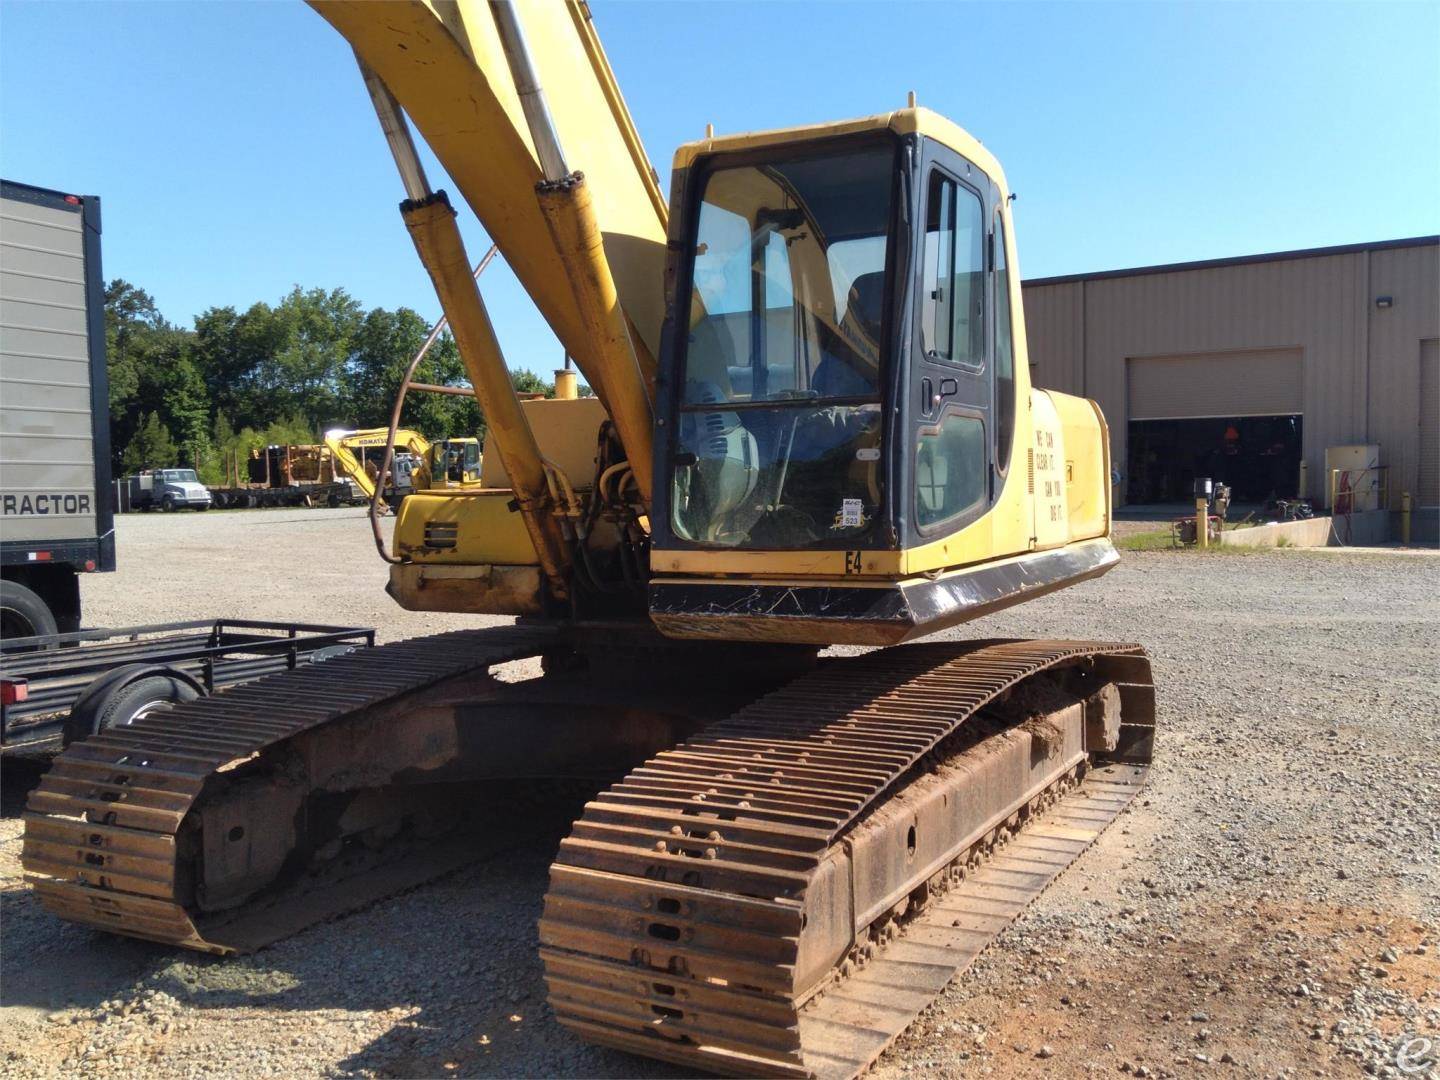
[2,0,1437,372]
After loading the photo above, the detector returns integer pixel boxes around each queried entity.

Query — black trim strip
[79,190,115,571]
[0,537,106,571]
[649,540,1119,646]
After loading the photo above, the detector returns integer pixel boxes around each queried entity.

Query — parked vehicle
[0,180,116,638]
[127,468,213,512]
[0,619,374,750]
[207,443,365,509]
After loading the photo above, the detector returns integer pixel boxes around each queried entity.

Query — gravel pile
[2,509,1436,1078]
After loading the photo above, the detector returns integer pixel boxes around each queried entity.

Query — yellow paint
[394,490,539,566]
[309,0,667,406]
[480,396,609,491]
[401,191,570,594]
[1050,391,1111,542]
[657,536,1116,594]
[535,176,654,504]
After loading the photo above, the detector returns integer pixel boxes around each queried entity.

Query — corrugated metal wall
[1022,239,1439,507]
[0,193,99,542]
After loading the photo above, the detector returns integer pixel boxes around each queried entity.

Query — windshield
[160,470,198,483]
[671,140,895,549]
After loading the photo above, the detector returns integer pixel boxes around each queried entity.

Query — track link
[22,626,554,953]
[539,639,1155,1077]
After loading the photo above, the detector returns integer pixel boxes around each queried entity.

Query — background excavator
[22,3,1155,1076]
[323,426,483,508]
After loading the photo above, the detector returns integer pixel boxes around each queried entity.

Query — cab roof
[672,107,1010,198]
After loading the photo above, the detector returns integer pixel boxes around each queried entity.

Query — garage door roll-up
[1127,348,1302,420]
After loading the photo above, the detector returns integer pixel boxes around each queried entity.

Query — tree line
[106,280,560,484]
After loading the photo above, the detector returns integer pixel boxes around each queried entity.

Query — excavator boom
[312,0,667,398]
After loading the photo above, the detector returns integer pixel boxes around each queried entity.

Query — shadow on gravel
[0,785,685,1077]
[1,754,50,817]
[0,752,683,1074]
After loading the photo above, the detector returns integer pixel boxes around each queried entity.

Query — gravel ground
[2,508,1437,1079]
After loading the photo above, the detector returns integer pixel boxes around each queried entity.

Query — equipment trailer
[1,619,373,750]
[205,445,363,509]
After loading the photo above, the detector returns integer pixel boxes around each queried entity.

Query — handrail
[369,245,498,564]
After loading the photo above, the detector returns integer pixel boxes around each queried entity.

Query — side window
[920,172,985,367]
[916,412,987,529]
[994,214,1016,470]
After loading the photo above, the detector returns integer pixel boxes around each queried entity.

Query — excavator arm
[325,427,433,505]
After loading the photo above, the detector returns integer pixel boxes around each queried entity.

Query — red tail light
[1,679,28,705]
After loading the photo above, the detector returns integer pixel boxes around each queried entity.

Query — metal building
[1022,236,1439,517]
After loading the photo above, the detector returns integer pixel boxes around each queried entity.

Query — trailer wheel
[64,675,200,746]
[0,579,58,645]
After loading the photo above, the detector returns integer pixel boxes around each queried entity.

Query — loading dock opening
[1127,415,1303,504]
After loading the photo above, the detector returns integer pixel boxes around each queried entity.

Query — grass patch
[1115,529,1176,551]
[1115,528,1269,555]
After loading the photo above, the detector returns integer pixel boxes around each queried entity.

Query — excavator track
[22,626,555,953]
[540,638,1155,1078]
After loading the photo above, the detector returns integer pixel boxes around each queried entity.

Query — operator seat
[816,271,884,398]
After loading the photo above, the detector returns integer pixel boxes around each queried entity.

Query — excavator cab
[428,437,482,488]
[649,110,1117,645]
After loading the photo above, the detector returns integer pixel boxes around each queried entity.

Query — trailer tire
[0,579,58,645]
[64,674,200,746]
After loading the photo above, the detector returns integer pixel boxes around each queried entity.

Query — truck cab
[129,469,212,512]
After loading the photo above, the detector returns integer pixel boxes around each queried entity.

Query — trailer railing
[0,619,375,748]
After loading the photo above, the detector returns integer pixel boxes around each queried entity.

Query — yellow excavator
[22,4,1155,1076]
[322,426,483,507]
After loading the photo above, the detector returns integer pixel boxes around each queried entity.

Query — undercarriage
[23,626,1152,1077]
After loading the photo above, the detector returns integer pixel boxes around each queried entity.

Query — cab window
[920,172,985,368]
[916,412,987,528]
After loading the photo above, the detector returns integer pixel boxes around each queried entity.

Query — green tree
[510,368,554,397]
[105,280,181,469]
[264,286,363,426]
[344,312,484,440]
[121,412,179,472]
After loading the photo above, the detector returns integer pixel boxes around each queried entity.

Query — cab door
[907,141,996,543]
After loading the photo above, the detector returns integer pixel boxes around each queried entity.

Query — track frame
[540,639,1154,1077]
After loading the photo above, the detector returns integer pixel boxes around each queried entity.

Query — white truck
[127,468,212,512]
[0,179,116,639]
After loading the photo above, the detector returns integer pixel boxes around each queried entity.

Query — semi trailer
[0,179,115,638]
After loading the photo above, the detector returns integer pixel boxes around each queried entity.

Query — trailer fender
[63,663,206,747]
